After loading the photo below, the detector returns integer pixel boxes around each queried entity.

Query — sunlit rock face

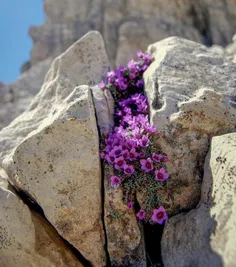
[1,0,236,130]
[30,0,236,67]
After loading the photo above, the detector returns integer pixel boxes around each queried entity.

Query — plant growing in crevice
[100,51,169,225]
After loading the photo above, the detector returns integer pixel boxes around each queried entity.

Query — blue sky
[0,0,44,83]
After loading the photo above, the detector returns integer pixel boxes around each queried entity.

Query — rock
[91,86,114,133]
[144,37,236,214]
[208,44,225,55]
[0,31,110,266]
[29,0,236,68]
[0,175,83,267]
[103,165,147,266]
[0,31,109,165]
[0,58,52,130]
[162,132,236,267]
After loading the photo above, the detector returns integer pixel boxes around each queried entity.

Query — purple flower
[155,168,169,182]
[143,53,152,64]
[110,175,121,187]
[122,149,129,160]
[115,77,128,91]
[136,51,144,59]
[111,145,122,157]
[144,124,156,134]
[114,156,125,170]
[124,164,135,176]
[129,73,136,80]
[127,138,137,150]
[139,152,145,159]
[100,152,106,159]
[107,70,115,83]
[128,59,140,73]
[140,158,154,173]
[128,148,139,161]
[116,66,126,76]
[142,65,148,72]
[139,135,150,147]
[99,81,106,89]
[152,153,162,163]
[151,206,168,224]
[136,80,144,88]
[105,154,115,164]
[136,209,146,220]
[162,156,169,163]
[127,201,133,209]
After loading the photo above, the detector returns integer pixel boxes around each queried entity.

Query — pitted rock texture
[29,0,236,68]
[11,86,105,266]
[0,31,110,266]
[144,37,236,215]
[0,177,83,267]
[162,133,236,267]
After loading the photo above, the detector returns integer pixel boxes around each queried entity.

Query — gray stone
[0,174,83,267]
[0,31,110,266]
[144,37,236,214]
[162,133,236,267]
[29,0,236,68]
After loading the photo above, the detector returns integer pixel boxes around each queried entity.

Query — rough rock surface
[30,0,236,67]
[103,165,147,266]
[0,31,109,266]
[0,174,83,267]
[162,133,236,267]
[0,58,52,130]
[144,37,236,214]
[0,31,109,165]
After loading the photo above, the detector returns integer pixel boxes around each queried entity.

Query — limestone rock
[144,37,236,214]
[0,58,52,130]
[29,0,236,68]
[0,176,83,267]
[0,31,110,266]
[0,31,109,166]
[91,86,114,133]
[10,86,105,266]
[162,133,236,267]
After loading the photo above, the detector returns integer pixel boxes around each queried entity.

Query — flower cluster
[100,51,169,224]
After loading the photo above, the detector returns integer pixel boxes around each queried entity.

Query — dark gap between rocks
[190,2,213,46]
[10,182,93,267]
[91,90,111,266]
[143,224,164,267]
[100,159,112,266]
[134,199,164,267]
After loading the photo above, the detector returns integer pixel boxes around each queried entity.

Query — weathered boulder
[0,31,110,266]
[0,31,109,166]
[0,58,52,130]
[143,37,236,215]
[0,174,83,267]
[162,132,236,267]
[29,0,236,67]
